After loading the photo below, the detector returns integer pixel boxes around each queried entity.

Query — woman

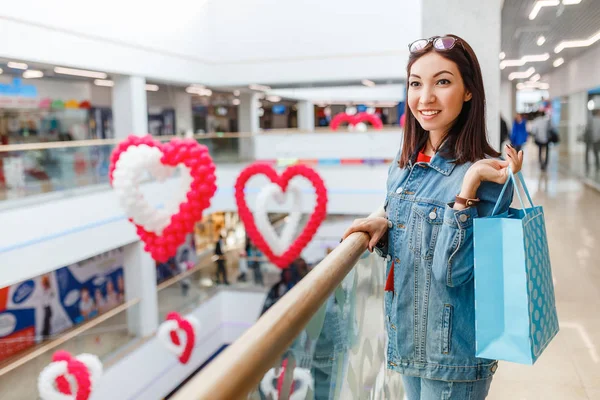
[511,113,528,152]
[342,35,523,399]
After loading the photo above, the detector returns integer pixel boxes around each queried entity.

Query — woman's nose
[420,86,436,105]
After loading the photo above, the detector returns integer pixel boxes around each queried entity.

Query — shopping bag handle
[491,168,534,216]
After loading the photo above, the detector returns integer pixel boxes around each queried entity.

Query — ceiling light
[0,68,3,75]
[232,99,241,106]
[249,84,271,92]
[22,70,43,79]
[537,36,546,46]
[7,61,28,70]
[54,66,107,79]
[500,53,550,69]
[233,90,240,97]
[588,100,595,111]
[94,79,114,87]
[529,0,560,20]
[555,30,600,53]
[499,52,506,60]
[509,67,536,81]
[266,95,281,103]
[361,79,376,87]
[553,57,565,67]
[516,83,525,90]
[539,82,550,90]
[562,0,581,4]
[186,86,212,96]
[531,73,541,82]
[145,84,159,92]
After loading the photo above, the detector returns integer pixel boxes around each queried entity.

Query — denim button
[428,211,437,220]
[395,187,403,194]
[386,255,392,262]
[490,363,498,373]
[387,220,393,229]
[459,214,468,223]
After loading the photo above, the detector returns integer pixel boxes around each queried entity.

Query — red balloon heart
[109,135,217,262]
[165,312,196,364]
[330,112,383,131]
[52,350,92,400]
[235,163,328,268]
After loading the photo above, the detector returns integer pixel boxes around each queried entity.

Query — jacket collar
[410,152,456,176]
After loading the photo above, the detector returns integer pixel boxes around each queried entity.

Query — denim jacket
[381,148,513,382]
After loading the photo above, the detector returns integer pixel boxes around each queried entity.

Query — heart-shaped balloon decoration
[157,311,200,364]
[235,163,328,268]
[109,135,217,262]
[38,350,103,400]
[255,182,303,255]
[260,363,313,400]
[330,112,383,131]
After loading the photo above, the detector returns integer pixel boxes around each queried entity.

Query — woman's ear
[464,91,473,102]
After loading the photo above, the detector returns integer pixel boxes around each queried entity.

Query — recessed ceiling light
[94,79,115,87]
[537,36,546,46]
[509,67,536,81]
[0,68,3,75]
[233,90,240,97]
[145,84,159,92]
[499,52,506,60]
[562,0,581,5]
[266,95,281,103]
[361,79,376,87]
[555,29,600,53]
[500,53,550,69]
[22,70,43,79]
[54,66,107,79]
[232,99,241,106]
[7,61,28,70]
[249,84,271,92]
[553,58,565,67]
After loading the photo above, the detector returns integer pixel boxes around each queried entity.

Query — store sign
[0,78,39,108]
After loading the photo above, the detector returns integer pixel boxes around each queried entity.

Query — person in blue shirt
[510,114,528,152]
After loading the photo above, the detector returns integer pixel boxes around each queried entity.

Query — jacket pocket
[441,304,453,355]
[409,204,443,260]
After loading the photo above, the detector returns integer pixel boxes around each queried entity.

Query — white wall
[91,289,265,400]
[0,0,420,86]
[548,44,600,98]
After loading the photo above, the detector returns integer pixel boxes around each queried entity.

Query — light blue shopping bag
[473,170,559,365]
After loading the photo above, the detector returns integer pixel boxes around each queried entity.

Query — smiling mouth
[420,110,441,116]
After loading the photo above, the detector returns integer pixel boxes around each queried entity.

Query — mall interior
[0,0,599,399]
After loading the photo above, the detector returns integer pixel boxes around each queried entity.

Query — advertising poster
[156,234,198,284]
[0,248,125,362]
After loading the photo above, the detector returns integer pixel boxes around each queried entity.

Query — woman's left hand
[461,144,523,196]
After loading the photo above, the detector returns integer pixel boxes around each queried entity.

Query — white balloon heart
[255,182,303,256]
[260,366,313,400]
[111,145,193,235]
[38,353,103,400]
[157,315,200,361]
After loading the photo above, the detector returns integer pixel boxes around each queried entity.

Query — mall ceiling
[502,0,600,81]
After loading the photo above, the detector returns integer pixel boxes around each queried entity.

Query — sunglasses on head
[408,36,462,53]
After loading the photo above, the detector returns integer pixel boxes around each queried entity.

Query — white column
[112,76,148,138]
[500,80,516,125]
[238,92,260,133]
[421,0,503,150]
[123,241,158,337]
[238,92,261,160]
[568,91,588,155]
[175,91,194,135]
[297,101,315,131]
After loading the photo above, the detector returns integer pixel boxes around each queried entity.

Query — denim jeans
[402,375,493,400]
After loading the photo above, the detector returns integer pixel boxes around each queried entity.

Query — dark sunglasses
[409,36,462,53]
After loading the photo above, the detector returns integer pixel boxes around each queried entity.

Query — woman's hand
[460,144,524,198]
[341,217,389,252]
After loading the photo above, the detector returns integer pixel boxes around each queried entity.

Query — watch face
[466,200,473,206]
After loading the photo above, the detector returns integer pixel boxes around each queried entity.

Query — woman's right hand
[341,217,389,252]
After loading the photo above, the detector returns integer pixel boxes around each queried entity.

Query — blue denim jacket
[381,149,513,382]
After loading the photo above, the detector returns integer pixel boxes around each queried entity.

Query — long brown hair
[398,34,499,168]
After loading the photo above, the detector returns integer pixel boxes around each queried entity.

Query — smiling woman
[341,34,525,400]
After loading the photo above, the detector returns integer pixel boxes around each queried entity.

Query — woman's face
[407,52,471,135]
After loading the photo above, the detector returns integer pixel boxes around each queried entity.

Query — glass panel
[0,302,140,400]
[247,251,404,400]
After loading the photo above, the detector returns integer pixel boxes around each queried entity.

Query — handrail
[0,127,400,153]
[171,209,384,400]
[0,297,140,377]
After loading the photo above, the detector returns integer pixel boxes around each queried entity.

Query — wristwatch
[455,195,480,208]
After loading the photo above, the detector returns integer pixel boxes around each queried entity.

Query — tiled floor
[487,145,600,400]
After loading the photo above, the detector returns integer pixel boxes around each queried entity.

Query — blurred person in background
[585,109,600,173]
[500,114,509,146]
[531,111,551,171]
[40,275,54,339]
[214,233,229,285]
[248,243,264,286]
[178,248,193,296]
[510,113,528,152]
[261,268,294,315]
[291,257,310,284]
